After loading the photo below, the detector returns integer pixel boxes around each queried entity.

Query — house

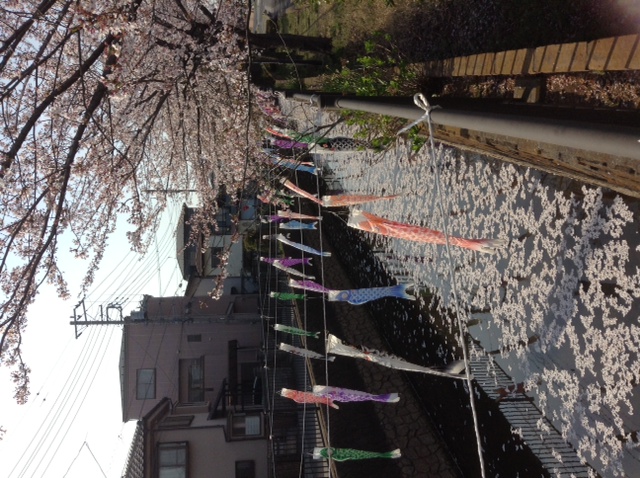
[122,398,267,478]
[176,200,258,298]
[119,294,268,477]
[120,294,263,422]
[121,276,331,477]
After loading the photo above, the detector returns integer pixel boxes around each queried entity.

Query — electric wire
[10,326,101,478]
[35,326,115,477]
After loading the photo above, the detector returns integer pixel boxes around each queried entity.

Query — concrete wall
[153,419,268,478]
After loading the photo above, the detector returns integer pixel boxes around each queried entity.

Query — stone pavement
[287,227,462,478]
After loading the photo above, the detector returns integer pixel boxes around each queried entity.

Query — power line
[9,326,101,478]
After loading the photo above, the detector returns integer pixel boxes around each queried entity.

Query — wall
[121,296,263,422]
[153,422,268,478]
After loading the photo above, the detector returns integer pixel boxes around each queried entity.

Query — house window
[136,369,155,399]
[186,334,201,343]
[179,358,204,402]
[158,442,188,478]
[235,461,255,478]
[229,413,263,440]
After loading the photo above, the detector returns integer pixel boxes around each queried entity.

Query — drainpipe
[286,93,640,161]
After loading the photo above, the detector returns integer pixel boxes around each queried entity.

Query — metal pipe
[287,93,640,160]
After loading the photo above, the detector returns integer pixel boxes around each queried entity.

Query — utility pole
[70,300,126,339]
[70,297,257,338]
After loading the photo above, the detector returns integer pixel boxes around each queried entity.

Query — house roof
[121,420,144,478]
[121,398,172,478]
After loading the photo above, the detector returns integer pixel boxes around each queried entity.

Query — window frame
[228,412,264,441]
[157,441,188,478]
[136,368,156,400]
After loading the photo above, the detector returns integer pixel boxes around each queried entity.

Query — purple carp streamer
[280,388,339,409]
[326,334,467,380]
[274,324,320,339]
[313,447,401,461]
[270,292,306,301]
[279,343,335,362]
[327,284,415,305]
[260,257,315,280]
[279,220,318,230]
[277,210,322,221]
[280,179,322,205]
[348,209,506,254]
[263,234,331,257]
[321,194,399,208]
[288,279,332,294]
[273,139,309,150]
[312,385,400,403]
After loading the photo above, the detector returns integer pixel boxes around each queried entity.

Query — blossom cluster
[0,0,269,402]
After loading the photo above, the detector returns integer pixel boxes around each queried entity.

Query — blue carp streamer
[327,284,415,305]
[263,234,331,257]
[313,447,401,461]
[279,220,318,230]
[265,152,318,175]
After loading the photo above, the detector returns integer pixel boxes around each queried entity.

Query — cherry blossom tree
[0,0,271,403]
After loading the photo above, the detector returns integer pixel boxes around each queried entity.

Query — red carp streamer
[347,209,506,254]
[280,180,400,209]
[280,388,340,409]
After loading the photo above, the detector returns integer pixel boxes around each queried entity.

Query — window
[179,359,204,402]
[158,442,187,478]
[136,369,155,399]
[186,334,201,343]
[235,461,255,478]
[229,413,263,440]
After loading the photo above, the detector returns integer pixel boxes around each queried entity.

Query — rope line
[404,93,487,478]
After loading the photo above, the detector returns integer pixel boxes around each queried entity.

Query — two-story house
[120,294,268,477]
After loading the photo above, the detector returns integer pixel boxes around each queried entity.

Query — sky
[0,199,187,478]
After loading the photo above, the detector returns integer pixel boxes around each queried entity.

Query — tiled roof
[121,421,144,478]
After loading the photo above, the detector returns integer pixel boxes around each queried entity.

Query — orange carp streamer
[347,209,506,254]
[280,388,340,409]
[321,194,399,208]
[280,179,322,205]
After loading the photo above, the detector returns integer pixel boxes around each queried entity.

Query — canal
[276,95,640,478]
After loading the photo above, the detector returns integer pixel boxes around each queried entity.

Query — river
[277,95,640,478]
